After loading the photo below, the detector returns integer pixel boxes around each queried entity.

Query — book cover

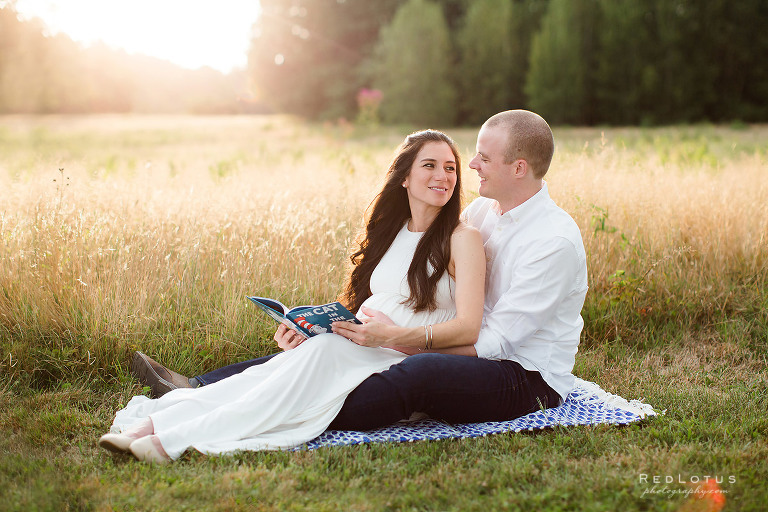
[247,296,361,338]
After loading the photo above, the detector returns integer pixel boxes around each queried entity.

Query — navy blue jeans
[195,352,561,431]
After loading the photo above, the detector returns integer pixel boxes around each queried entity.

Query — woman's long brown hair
[340,130,463,314]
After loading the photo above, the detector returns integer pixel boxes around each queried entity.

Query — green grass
[2,337,765,511]
[0,115,766,510]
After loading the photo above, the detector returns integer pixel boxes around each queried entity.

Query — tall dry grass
[550,128,768,343]
[1,116,766,387]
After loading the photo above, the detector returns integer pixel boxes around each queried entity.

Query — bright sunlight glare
[11,0,261,72]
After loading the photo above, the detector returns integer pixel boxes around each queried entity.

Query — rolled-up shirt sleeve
[474,237,581,360]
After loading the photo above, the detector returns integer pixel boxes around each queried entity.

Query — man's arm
[387,344,478,356]
[475,237,582,360]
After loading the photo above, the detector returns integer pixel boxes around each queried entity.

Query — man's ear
[512,159,528,178]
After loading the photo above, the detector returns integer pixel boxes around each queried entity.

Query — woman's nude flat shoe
[98,433,136,453]
[129,436,170,464]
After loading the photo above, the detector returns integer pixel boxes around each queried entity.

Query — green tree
[525,0,600,124]
[651,1,718,123]
[713,0,768,122]
[660,0,768,123]
[592,0,656,124]
[457,0,514,124]
[370,0,457,125]
[457,0,548,125]
[592,0,768,124]
[508,0,549,110]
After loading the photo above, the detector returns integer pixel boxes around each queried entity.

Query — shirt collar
[493,181,550,223]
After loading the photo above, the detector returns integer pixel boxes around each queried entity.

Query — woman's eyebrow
[420,158,456,164]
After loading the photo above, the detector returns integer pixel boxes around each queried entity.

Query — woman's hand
[359,306,396,326]
[274,323,307,351]
[332,306,398,348]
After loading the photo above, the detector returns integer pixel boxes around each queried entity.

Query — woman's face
[402,141,458,212]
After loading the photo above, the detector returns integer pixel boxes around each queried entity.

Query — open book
[247,296,362,338]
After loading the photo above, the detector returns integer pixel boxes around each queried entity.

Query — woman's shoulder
[450,221,482,246]
[448,221,485,273]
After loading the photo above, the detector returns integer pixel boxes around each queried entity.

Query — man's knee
[382,353,443,382]
[394,352,460,371]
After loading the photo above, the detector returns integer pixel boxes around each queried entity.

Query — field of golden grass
[0,115,766,384]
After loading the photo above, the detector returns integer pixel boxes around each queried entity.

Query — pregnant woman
[99,129,485,462]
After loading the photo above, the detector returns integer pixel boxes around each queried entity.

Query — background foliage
[2,0,767,124]
[248,0,768,125]
[369,0,457,125]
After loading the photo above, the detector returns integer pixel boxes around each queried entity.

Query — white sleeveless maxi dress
[110,223,456,458]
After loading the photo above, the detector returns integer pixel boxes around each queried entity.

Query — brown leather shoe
[131,352,192,397]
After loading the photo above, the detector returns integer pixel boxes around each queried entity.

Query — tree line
[0,4,254,114]
[2,1,767,125]
[249,0,768,125]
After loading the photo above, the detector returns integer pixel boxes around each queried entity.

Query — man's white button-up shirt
[464,182,588,400]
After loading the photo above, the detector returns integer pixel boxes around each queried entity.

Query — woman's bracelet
[424,324,434,350]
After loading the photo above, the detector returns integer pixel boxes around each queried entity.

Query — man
[132,110,588,430]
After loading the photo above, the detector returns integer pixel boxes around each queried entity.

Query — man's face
[469,125,515,203]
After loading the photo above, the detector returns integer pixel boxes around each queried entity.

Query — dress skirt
[111,334,406,458]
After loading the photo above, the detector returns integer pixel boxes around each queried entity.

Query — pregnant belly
[358,292,456,328]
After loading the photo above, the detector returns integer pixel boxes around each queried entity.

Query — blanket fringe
[571,378,657,418]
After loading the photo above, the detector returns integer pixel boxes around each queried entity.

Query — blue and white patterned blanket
[301,378,657,450]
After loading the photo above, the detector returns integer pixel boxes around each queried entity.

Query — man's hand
[274,323,307,351]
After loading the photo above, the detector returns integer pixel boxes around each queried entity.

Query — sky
[11,0,262,73]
